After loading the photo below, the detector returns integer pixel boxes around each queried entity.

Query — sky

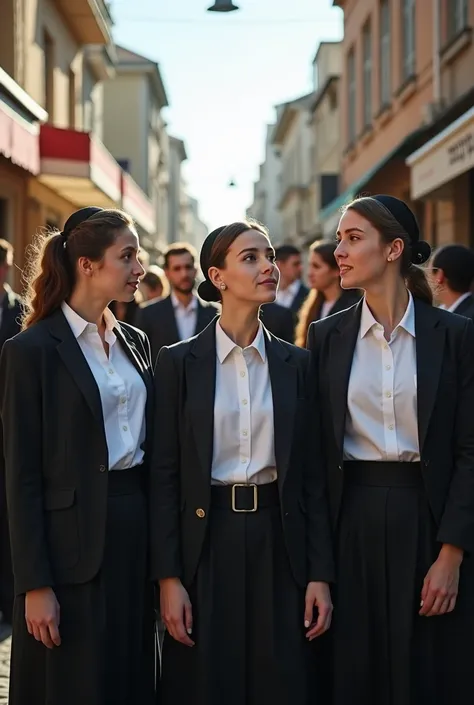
[109,0,343,231]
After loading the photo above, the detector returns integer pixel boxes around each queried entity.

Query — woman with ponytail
[308,195,474,704]
[0,207,157,705]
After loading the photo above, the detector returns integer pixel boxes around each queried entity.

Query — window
[347,48,356,144]
[43,30,55,119]
[363,20,373,128]
[380,0,391,106]
[401,0,415,81]
[448,0,468,38]
[68,69,76,129]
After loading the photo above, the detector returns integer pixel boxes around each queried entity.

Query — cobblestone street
[0,636,10,704]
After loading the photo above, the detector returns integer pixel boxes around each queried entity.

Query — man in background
[274,244,309,315]
[135,242,217,364]
[432,244,474,321]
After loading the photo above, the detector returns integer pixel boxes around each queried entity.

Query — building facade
[321,0,474,247]
[247,124,283,243]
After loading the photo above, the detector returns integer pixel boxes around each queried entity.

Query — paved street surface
[0,634,10,704]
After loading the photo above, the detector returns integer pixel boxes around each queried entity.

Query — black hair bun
[411,240,431,265]
[197,278,220,302]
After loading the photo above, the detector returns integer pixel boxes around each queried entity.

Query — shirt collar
[61,301,118,339]
[360,291,416,339]
[449,291,471,313]
[171,292,198,312]
[215,320,266,364]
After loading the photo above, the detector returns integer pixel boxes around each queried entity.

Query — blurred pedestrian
[139,265,169,304]
[295,240,361,347]
[431,243,474,321]
[308,195,474,705]
[135,242,217,364]
[151,220,334,705]
[0,207,157,705]
[274,244,309,314]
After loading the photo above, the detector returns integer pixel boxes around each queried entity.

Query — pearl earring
[387,257,392,262]
[220,283,227,290]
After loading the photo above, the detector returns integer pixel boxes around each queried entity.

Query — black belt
[210,481,279,512]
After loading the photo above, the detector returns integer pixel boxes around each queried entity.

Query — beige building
[167,136,188,244]
[321,0,474,247]
[309,41,343,238]
[247,124,282,244]
[272,93,315,246]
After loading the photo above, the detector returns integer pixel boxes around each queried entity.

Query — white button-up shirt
[171,292,198,341]
[62,302,147,470]
[211,321,277,485]
[276,279,300,309]
[344,292,420,462]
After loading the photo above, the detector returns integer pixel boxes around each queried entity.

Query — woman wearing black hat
[308,195,474,704]
[0,207,157,705]
[151,220,334,705]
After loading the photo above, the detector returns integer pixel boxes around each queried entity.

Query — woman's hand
[304,581,333,640]
[25,587,61,649]
[160,577,195,647]
[419,544,463,617]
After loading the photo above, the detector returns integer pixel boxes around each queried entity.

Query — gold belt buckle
[231,483,258,512]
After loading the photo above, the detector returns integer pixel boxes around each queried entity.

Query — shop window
[347,48,356,144]
[363,20,373,128]
[380,0,391,106]
[43,29,55,120]
[447,0,469,39]
[401,0,416,81]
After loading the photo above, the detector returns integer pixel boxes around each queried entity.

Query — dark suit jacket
[307,299,474,554]
[150,320,334,590]
[135,294,218,365]
[452,293,474,322]
[313,289,362,323]
[0,309,153,595]
[290,282,310,315]
[259,302,296,343]
[0,285,22,350]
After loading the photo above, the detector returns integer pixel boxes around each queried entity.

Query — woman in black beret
[307,194,474,704]
[150,219,334,705]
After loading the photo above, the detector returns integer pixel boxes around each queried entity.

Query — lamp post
[207,0,240,12]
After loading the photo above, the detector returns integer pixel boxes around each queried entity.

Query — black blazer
[135,294,218,365]
[313,289,362,323]
[0,309,153,595]
[290,282,310,315]
[150,320,334,589]
[0,285,22,350]
[259,302,296,343]
[452,293,474,322]
[307,299,474,554]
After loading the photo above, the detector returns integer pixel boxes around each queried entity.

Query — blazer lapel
[266,332,297,487]
[46,310,104,427]
[328,302,361,457]
[186,321,216,478]
[415,301,445,452]
[195,301,209,335]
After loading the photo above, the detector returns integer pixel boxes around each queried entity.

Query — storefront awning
[406,106,474,200]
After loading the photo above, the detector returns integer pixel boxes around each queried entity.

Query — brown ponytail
[22,208,135,329]
[405,264,433,305]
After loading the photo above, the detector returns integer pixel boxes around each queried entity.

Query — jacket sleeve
[302,348,335,583]
[149,345,183,581]
[437,319,474,553]
[0,338,53,594]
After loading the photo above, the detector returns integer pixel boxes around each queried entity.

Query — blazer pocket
[44,488,80,569]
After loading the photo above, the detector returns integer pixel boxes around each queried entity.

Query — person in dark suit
[135,242,217,364]
[0,239,22,628]
[0,207,157,705]
[431,243,474,321]
[259,301,296,342]
[308,195,474,705]
[274,244,309,314]
[295,240,361,347]
[151,220,334,705]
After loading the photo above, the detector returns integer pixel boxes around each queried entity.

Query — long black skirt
[160,482,312,705]
[9,467,157,705]
[330,461,474,705]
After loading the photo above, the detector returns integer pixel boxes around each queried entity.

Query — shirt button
[241,457,247,464]
[122,425,128,432]
[108,369,114,375]
[388,424,394,430]
[385,365,391,370]
[242,430,248,436]
[385,391,392,398]
[242,399,248,405]
[240,371,246,377]
[120,396,127,404]
[99,464,106,473]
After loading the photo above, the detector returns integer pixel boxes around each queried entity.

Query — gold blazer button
[196,508,206,518]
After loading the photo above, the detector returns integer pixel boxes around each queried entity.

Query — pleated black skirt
[330,460,474,705]
[9,467,157,705]
[160,482,312,705]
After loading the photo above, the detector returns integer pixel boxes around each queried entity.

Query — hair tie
[411,240,431,265]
